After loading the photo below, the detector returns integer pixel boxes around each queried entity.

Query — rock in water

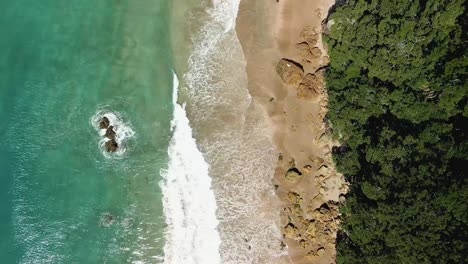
[99,116,110,129]
[105,139,118,152]
[105,126,116,140]
[99,212,115,227]
[276,59,304,85]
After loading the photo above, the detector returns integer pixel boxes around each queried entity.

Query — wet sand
[236,0,348,263]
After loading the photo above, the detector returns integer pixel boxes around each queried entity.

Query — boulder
[284,223,298,238]
[310,47,322,59]
[105,139,118,153]
[300,26,319,45]
[296,42,314,62]
[297,73,323,100]
[299,239,310,249]
[287,192,301,203]
[317,247,325,257]
[305,250,319,260]
[99,116,110,129]
[276,59,304,85]
[285,167,303,181]
[105,126,116,140]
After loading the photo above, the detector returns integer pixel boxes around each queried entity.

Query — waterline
[160,73,221,264]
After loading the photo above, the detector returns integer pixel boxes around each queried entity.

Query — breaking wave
[160,73,221,264]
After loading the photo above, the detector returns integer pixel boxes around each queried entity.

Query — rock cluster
[282,194,342,261]
[297,27,323,64]
[272,21,347,262]
[99,116,119,153]
[296,42,322,63]
[275,26,327,103]
[278,154,348,262]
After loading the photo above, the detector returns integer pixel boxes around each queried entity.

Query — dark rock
[105,139,118,152]
[105,126,116,140]
[99,116,110,129]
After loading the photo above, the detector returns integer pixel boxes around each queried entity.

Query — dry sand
[236,0,348,263]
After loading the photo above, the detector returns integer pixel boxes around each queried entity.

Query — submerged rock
[99,212,115,227]
[276,59,304,85]
[99,116,110,129]
[105,139,118,153]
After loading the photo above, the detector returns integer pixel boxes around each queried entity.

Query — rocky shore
[236,0,347,262]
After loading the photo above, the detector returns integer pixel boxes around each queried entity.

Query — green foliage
[326,0,468,263]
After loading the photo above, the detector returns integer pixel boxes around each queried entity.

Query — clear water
[0,0,173,262]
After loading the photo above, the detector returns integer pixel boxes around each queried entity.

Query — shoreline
[170,1,286,262]
[236,0,348,263]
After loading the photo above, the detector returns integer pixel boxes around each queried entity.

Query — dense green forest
[325,0,467,263]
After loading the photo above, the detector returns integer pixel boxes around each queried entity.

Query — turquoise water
[0,0,173,262]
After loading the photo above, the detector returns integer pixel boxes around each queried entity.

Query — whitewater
[160,73,221,264]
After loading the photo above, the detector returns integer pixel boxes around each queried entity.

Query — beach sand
[236,0,348,263]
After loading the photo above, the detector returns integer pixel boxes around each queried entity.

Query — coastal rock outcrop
[284,223,299,238]
[105,139,118,153]
[297,42,315,62]
[285,167,303,181]
[297,42,322,63]
[310,47,322,59]
[105,126,116,140]
[300,26,319,45]
[97,116,119,153]
[297,73,323,100]
[276,59,304,85]
[99,116,110,129]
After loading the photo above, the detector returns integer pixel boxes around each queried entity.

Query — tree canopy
[325,0,467,263]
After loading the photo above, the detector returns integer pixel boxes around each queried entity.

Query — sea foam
[160,73,221,264]
[175,0,284,262]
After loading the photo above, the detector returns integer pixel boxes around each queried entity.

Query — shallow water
[170,0,283,263]
[0,0,173,262]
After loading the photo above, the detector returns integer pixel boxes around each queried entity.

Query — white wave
[91,109,135,156]
[160,73,221,264]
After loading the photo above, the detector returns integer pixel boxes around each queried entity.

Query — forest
[324,0,467,263]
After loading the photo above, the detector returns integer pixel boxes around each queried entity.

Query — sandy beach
[236,0,348,263]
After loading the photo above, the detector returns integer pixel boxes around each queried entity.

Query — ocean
[0,0,174,262]
[1,0,282,263]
